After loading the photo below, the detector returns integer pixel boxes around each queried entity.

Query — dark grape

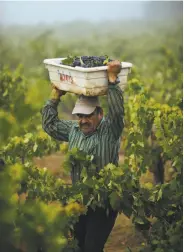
[62,55,114,68]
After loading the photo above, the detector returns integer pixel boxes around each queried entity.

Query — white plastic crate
[43,58,132,96]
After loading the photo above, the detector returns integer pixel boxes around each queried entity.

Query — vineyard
[0,16,182,252]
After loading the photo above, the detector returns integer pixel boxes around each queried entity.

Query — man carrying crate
[42,60,124,252]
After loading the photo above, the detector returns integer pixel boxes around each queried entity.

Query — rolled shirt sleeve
[41,99,75,142]
[106,82,125,140]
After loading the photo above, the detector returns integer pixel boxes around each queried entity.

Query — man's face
[77,108,103,135]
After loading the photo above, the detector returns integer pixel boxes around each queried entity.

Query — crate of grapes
[43,56,132,96]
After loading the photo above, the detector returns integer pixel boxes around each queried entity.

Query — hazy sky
[0,1,146,25]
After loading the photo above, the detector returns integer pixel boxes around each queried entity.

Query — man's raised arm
[41,87,75,142]
[106,61,125,140]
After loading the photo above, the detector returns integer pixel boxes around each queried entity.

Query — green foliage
[123,78,182,251]
[0,162,86,252]
[62,55,76,65]
[0,65,38,144]
[2,131,60,164]
[0,20,182,251]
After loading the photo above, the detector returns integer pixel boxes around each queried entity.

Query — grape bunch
[61,55,113,68]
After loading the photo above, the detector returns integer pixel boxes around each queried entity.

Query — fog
[0,1,182,26]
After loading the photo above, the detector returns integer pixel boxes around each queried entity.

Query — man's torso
[68,118,121,183]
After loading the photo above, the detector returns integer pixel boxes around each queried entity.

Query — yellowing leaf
[157,189,162,201]
[33,142,38,152]
[143,182,154,190]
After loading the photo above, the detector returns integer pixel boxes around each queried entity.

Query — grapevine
[0,20,182,252]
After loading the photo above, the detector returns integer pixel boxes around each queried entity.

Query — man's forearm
[108,82,124,118]
[42,98,61,138]
[41,97,73,142]
[107,81,124,139]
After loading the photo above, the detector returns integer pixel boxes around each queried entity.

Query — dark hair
[95,106,103,115]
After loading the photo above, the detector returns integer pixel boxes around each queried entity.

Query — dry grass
[105,214,146,252]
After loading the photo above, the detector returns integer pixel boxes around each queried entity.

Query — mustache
[80,123,91,127]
